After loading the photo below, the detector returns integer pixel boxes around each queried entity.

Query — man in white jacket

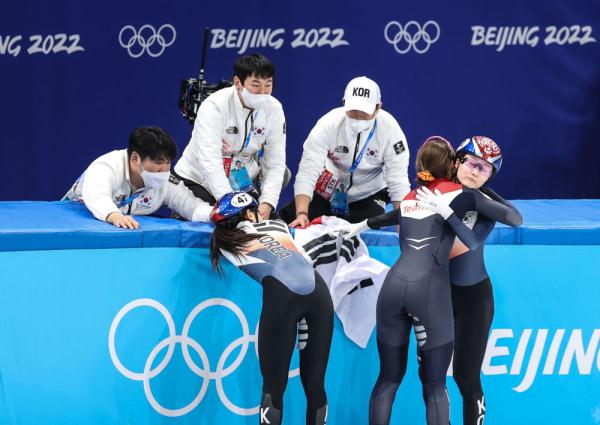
[281,76,411,227]
[64,127,212,229]
[174,53,286,220]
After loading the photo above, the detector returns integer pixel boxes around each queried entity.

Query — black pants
[172,172,218,204]
[279,188,390,224]
[173,168,292,205]
[451,278,494,425]
[172,172,282,219]
[259,272,333,425]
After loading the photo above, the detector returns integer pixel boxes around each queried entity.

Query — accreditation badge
[330,175,350,217]
[228,156,254,192]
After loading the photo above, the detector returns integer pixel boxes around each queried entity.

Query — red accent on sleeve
[308,216,324,226]
[432,181,462,194]
[403,190,418,201]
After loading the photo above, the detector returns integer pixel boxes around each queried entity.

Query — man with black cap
[281,76,410,227]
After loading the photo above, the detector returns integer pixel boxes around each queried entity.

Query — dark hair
[210,207,261,275]
[127,126,177,161]
[233,53,275,84]
[415,137,456,186]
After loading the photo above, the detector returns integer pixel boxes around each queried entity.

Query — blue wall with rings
[1,0,600,202]
[1,245,599,424]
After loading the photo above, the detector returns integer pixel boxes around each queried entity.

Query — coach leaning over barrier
[63,126,212,229]
[174,53,287,220]
[281,76,410,226]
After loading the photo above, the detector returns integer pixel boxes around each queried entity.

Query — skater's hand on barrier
[415,187,453,219]
[106,212,140,230]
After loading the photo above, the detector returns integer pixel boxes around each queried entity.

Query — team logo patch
[225,126,239,135]
[393,141,405,155]
[463,211,477,225]
[137,195,153,209]
[374,199,387,209]
[168,174,179,185]
[334,145,349,154]
[366,148,378,159]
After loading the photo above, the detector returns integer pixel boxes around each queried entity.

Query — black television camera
[178,27,232,124]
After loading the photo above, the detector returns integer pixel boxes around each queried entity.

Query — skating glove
[337,219,371,241]
[415,187,454,220]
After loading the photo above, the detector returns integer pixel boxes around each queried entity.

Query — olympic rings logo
[108,298,299,417]
[118,24,176,58]
[384,20,441,54]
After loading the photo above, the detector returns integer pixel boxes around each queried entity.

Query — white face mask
[241,87,270,110]
[139,164,170,190]
[346,117,375,134]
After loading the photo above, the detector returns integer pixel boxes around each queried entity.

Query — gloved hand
[415,187,454,220]
[336,219,371,241]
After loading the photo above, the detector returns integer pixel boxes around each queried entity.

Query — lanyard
[239,111,258,154]
[117,191,142,208]
[348,120,377,174]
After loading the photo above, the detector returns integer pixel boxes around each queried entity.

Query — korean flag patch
[393,141,405,155]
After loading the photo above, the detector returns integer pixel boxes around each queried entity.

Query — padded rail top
[0,200,598,251]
